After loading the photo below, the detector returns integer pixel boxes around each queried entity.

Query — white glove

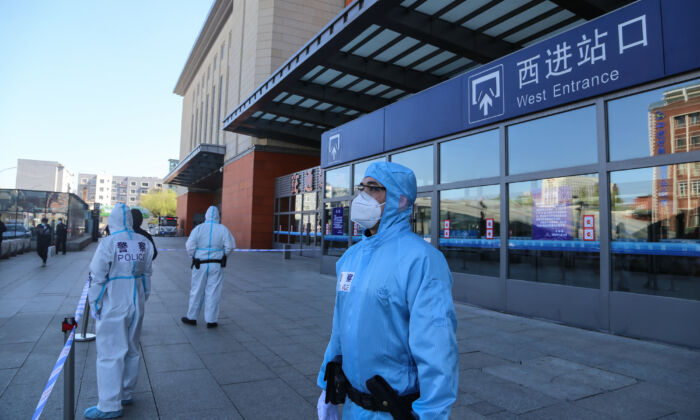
[317,390,340,420]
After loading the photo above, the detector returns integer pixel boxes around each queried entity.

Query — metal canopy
[223,0,634,144]
[164,144,225,191]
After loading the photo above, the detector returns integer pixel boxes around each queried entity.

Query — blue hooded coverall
[88,203,154,413]
[317,162,459,419]
[185,206,235,323]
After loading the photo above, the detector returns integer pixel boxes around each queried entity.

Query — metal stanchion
[75,300,95,342]
[62,318,76,420]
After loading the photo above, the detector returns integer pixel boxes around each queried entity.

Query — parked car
[2,223,31,239]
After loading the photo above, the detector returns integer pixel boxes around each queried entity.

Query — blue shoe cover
[84,406,123,419]
[121,399,133,406]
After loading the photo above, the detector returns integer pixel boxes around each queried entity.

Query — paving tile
[484,356,636,400]
[450,404,488,419]
[0,342,34,369]
[223,378,316,420]
[142,343,204,373]
[459,351,514,370]
[575,383,676,420]
[0,368,17,398]
[519,402,615,420]
[468,400,506,416]
[459,369,559,414]
[200,350,277,385]
[151,369,234,417]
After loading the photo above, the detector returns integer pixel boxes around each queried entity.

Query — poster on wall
[332,207,344,235]
[532,186,572,240]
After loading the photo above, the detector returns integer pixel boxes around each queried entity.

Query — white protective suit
[88,203,154,413]
[185,206,235,323]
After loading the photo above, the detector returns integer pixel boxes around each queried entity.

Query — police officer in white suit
[182,206,235,328]
[85,203,154,419]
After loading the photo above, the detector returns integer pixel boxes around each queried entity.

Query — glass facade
[325,166,351,198]
[440,185,500,276]
[390,146,433,187]
[609,78,700,161]
[440,130,499,183]
[508,106,597,174]
[611,165,700,300]
[509,175,600,288]
[273,169,321,251]
[0,189,89,241]
[319,74,700,307]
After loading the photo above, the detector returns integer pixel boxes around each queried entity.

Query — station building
[168,0,700,348]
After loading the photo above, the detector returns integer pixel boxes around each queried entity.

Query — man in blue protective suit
[85,203,154,419]
[317,162,458,420]
[181,206,235,328]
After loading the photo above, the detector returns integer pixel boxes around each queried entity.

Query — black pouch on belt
[220,254,227,268]
[365,375,418,420]
[191,258,201,269]
[324,359,347,405]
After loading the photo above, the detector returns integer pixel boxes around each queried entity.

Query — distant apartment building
[15,159,75,193]
[78,172,163,207]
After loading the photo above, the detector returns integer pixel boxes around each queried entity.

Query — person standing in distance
[36,217,52,267]
[84,203,153,419]
[0,218,6,258]
[55,218,68,255]
[181,206,235,328]
[130,209,158,261]
[317,162,458,420]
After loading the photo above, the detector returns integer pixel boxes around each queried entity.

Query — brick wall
[221,150,319,248]
[176,191,216,235]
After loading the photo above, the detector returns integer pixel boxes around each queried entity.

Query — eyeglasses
[356,183,386,194]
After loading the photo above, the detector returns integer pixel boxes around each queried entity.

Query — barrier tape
[157,248,320,253]
[32,274,91,420]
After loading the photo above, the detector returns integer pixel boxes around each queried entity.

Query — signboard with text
[532,186,572,241]
[332,207,344,235]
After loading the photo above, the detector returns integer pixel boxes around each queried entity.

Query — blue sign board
[321,0,700,168]
[532,187,572,241]
[332,207,344,235]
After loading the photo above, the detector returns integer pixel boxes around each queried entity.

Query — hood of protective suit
[364,162,417,234]
[205,206,220,223]
[108,203,133,233]
[130,208,143,229]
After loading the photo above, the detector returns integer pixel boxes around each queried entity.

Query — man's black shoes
[207,322,218,329]
[181,317,196,326]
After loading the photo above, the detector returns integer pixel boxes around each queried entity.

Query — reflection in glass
[391,146,433,186]
[440,130,499,183]
[323,201,350,256]
[609,79,700,161]
[411,196,431,242]
[509,174,600,288]
[440,185,500,276]
[611,165,700,300]
[508,106,596,174]
[303,193,317,212]
[354,157,385,192]
[325,166,351,198]
[276,213,290,244]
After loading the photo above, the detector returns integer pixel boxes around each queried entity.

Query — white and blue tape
[32,274,91,420]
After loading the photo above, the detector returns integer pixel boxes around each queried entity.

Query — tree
[139,189,176,218]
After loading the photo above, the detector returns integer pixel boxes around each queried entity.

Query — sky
[0,0,214,189]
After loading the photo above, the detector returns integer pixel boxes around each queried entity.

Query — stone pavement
[0,237,699,419]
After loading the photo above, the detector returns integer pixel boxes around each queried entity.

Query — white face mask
[350,191,385,230]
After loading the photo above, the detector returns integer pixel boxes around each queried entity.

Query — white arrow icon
[471,71,501,117]
[479,89,495,115]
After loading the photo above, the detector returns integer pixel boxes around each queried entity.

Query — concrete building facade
[15,159,75,193]
[167,0,345,247]
[78,172,163,207]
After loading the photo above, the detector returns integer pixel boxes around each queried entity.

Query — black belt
[346,382,419,415]
[191,256,226,269]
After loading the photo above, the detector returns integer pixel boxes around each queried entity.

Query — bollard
[75,300,96,342]
[282,244,291,260]
[62,318,76,420]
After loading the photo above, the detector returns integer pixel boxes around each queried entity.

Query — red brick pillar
[221,150,319,249]
[176,191,215,235]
